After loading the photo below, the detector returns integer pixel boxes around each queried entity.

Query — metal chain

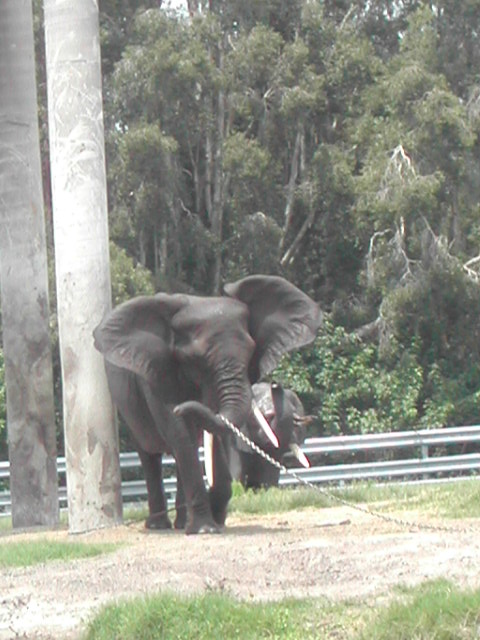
[218,414,478,535]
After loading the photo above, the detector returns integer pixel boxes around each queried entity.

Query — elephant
[93,275,322,534]
[230,381,312,490]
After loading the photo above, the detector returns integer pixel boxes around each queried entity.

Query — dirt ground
[1,505,480,640]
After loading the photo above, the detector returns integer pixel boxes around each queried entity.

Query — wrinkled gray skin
[123,382,307,532]
[230,382,309,490]
[93,275,322,535]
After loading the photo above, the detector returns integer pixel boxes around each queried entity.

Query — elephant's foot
[173,510,219,533]
[145,512,172,530]
[174,510,186,530]
[209,489,230,527]
[185,520,221,535]
[185,512,221,535]
[210,503,228,527]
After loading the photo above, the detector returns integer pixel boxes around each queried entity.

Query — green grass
[84,580,480,640]
[4,478,480,534]
[230,483,331,514]
[383,479,480,519]
[229,478,480,520]
[0,539,118,568]
[123,478,480,523]
[83,592,361,640]
[359,579,480,640]
[336,478,480,519]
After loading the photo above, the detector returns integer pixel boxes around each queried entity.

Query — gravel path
[1,506,479,639]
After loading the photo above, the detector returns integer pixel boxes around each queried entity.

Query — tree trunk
[210,43,226,295]
[280,208,316,267]
[44,0,123,533]
[279,124,303,254]
[0,0,58,528]
[205,128,214,222]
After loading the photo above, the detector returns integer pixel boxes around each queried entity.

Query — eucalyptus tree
[107,2,331,294]
[352,5,478,259]
[99,0,480,433]
[108,9,226,292]
[44,0,122,533]
[0,0,58,527]
[99,0,164,75]
[341,4,480,428]
[432,0,480,98]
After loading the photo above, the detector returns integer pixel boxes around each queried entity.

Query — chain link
[219,414,478,535]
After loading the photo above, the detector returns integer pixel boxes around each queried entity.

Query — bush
[275,320,424,435]
[275,306,480,436]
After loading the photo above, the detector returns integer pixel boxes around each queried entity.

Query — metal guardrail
[1,425,480,513]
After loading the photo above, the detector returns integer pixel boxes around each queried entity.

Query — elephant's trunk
[174,374,278,448]
[173,401,224,434]
[215,374,280,448]
[213,369,253,430]
[173,368,252,434]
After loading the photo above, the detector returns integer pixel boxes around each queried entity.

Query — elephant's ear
[93,293,188,384]
[224,275,322,381]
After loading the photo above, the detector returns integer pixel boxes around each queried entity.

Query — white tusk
[289,443,310,468]
[252,400,279,448]
[203,431,214,487]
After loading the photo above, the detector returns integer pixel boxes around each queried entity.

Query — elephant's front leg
[136,449,172,530]
[208,436,233,527]
[142,385,219,534]
[173,427,220,534]
[173,465,187,530]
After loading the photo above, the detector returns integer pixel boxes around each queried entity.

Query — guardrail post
[421,443,429,480]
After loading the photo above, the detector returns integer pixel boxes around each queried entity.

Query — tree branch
[280,208,315,267]
[279,124,303,253]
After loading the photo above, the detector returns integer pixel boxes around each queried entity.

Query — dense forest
[2,0,480,456]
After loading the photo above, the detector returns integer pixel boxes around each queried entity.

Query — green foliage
[275,320,424,435]
[379,242,480,428]
[278,280,480,434]
[99,0,162,75]
[0,540,117,569]
[226,24,283,92]
[223,132,276,217]
[225,211,282,281]
[110,242,154,306]
[37,0,480,439]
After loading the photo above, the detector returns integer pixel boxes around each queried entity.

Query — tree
[44,0,123,532]
[99,0,164,75]
[0,350,5,460]
[96,0,480,435]
[0,1,58,527]
[107,5,329,294]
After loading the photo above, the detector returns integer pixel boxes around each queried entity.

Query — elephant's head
[251,382,312,464]
[93,275,321,449]
[229,381,312,489]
